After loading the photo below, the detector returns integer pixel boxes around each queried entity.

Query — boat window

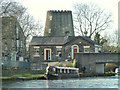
[55,68,57,74]
[62,69,64,73]
[65,69,68,73]
[57,69,60,73]
[72,70,74,74]
[74,70,76,74]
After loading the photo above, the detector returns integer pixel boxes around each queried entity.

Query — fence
[2,61,48,71]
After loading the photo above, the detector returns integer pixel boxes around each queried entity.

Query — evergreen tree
[94,32,107,45]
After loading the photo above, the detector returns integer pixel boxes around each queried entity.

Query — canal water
[2,77,119,88]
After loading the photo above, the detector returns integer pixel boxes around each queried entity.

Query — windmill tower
[44,10,74,37]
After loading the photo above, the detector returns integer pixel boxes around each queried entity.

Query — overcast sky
[15,0,119,35]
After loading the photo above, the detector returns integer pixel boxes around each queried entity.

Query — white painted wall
[96,64,104,73]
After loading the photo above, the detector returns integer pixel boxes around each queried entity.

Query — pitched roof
[30,36,100,46]
[76,36,99,45]
[30,36,70,45]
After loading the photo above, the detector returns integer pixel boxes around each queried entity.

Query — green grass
[66,62,74,67]
[57,61,75,67]
[1,74,44,80]
[57,62,63,67]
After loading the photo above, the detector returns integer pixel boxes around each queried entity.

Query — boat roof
[50,66,79,70]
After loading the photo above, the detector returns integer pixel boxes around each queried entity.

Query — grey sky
[16,0,119,35]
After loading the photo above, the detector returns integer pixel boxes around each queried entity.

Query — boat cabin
[45,66,79,79]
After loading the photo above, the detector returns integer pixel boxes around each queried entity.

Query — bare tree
[1,1,43,45]
[1,1,26,17]
[73,3,112,38]
[18,13,43,43]
[103,30,118,46]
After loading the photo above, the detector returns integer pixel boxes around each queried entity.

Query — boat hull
[44,74,58,80]
[44,73,79,80]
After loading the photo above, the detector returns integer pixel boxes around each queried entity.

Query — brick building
[29,36,101,62]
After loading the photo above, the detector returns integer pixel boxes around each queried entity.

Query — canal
[2,77,119,88]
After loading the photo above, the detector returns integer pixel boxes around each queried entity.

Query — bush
[66,62,74,67]
[57,63,63,67]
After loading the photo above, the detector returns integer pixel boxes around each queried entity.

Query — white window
[83,46,90,53]
[48,29,51,33]
[16,27,19,38]
[17,40,19,47]
[56,46,62,57]
[95,45,102,53]
[49,16,52,20]
[95,47,99,53]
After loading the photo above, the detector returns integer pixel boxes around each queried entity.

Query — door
[44,48,51,60]
[73,46,77,53]
[46,50,50,60]
[71,45,79,59]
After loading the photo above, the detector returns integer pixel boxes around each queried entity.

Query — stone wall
[44,10,74,37]
[2,17,26,61]
[64,37,95,60]
[29,45,65,62]
[74,53,120,73]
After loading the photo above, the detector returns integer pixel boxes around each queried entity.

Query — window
[56,46,62,57]
[17,40,19,47]
[33,46,40,57]
[95,45,102,53]
[16,27,19,38]
[48,29,51,33]
[21,41,23,48]
[83,46,90,53]
[12,40,14,47]
[5,45,8,51]
[49,16,52,20]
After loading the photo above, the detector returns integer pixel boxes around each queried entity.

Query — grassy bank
[1,69,46,80]
[1,74,45,80]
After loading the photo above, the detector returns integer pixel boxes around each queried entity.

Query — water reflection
[2,77,118,88]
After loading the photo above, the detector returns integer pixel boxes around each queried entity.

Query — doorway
[44,48,51,60]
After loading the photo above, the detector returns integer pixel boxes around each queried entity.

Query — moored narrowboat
[44,65,79,80]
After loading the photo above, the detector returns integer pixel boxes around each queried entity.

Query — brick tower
[44,10,74,36]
